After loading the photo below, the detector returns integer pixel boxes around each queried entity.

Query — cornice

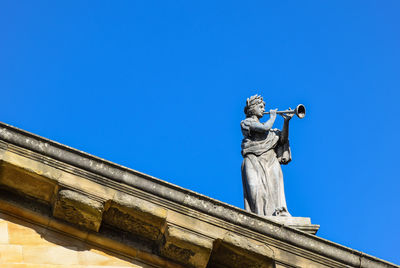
[0,122,398,268]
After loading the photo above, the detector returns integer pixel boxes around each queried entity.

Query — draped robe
[241,117,291,216]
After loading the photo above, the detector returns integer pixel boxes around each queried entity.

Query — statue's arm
[249,114,276,133]
[280,119,290,144]
[279,109,294,144]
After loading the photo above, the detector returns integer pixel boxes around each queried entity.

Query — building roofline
[0,121,397,268]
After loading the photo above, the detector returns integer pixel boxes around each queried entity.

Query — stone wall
[0,212,149,267]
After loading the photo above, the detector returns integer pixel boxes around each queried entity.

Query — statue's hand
[270,109,278,118]
[281,107,294,120]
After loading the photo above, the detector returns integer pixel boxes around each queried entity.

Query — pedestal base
[265,216,320,235]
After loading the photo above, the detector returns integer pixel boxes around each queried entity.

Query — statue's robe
[241,118,291,216]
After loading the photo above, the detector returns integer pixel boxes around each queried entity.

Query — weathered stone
[264,216,320,234]
[58,171,117,201]
[209,232,274,268]
[0,161,56,203]
[160,225,213,268]
[103,192,167,241]
[53,189,104,232]
[0,190,192,268]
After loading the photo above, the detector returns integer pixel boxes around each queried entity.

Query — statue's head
[244,94,265,118]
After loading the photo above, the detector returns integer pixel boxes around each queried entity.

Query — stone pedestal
[264,216,320,235]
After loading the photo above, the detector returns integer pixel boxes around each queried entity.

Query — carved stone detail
[160,225,213,268]
[102,192,167,241]
[209,232,274,268]
[52,189,104,232]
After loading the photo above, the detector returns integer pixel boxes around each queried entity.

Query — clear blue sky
[1,1,399,265]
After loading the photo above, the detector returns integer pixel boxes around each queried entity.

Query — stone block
[160,225,213,268]
[53,189,104,232]
[103,192,167,241]
[22,245,79,265]
[166,210,227,239]
[1,149,61,182]
[58,171,117,201]
[0,244,23,263]
[0,162,56,203]
[0,221,8,244]
[7,220,49,246]
[209,232,274,268]
[1,265,27,268]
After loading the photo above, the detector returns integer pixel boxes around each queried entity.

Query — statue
[241,95,305,217]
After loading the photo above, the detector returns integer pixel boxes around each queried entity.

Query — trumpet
[263,104,306,119]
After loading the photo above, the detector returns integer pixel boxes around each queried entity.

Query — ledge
[0,122,398,268]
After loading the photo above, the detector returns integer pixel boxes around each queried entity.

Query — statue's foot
[278,211,291,217]
[272,207,291,217]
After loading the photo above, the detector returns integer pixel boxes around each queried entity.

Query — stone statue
[241,95,294,217]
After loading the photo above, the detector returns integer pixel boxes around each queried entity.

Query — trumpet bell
[295,104,306,119]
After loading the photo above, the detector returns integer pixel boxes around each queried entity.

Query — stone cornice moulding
[0,122,398,268]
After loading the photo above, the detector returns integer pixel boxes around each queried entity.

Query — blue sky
[1,1,399,264]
